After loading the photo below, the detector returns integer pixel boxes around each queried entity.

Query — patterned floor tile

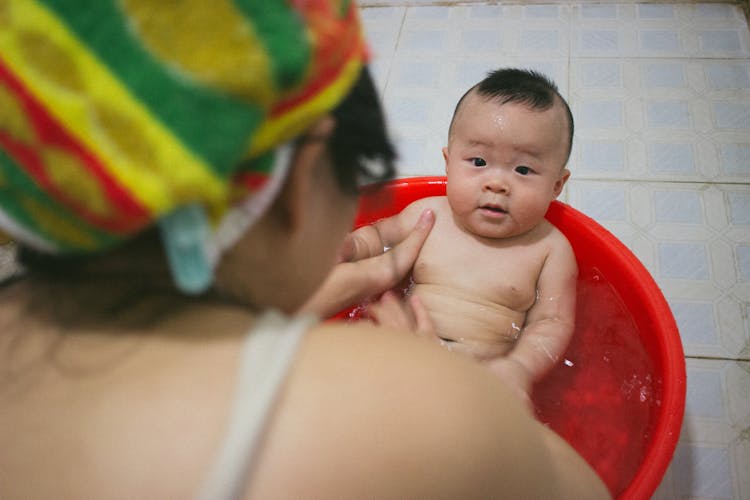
[654,359,750,500]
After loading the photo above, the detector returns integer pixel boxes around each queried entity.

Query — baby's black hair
[327,66,397,194]
[450,68,574,162]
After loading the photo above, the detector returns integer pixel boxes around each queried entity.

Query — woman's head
[0,1,395,297]
[214,68,397,312]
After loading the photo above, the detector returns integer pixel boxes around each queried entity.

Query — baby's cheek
[447,195,475,217]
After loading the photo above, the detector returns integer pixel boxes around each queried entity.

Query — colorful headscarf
[0,0,367,291]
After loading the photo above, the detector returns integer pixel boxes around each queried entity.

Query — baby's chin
[449,210,521,239]
[461,221,522,240]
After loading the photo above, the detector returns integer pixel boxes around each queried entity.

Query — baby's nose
[483,171,510,193]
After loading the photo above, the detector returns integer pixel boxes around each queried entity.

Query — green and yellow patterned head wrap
[0,0,367,291]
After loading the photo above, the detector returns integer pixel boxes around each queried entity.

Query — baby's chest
[414,236,547,311]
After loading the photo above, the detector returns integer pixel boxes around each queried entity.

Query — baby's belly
[412,284,527,361]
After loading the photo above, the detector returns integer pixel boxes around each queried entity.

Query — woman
[0,2,610,498]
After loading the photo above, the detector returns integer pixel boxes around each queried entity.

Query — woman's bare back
[0,284,608,500]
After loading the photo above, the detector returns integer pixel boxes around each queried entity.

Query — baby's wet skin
[412,283,530,361]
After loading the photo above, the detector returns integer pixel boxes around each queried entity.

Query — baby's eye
[470,158,487,167]
[515,165,532,175]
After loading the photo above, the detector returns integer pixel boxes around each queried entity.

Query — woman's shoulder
[247,320,610,499]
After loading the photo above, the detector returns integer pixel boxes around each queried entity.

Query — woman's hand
[300,209,435,318]
[366,291,439,341]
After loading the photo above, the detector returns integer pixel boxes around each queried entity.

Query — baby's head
[443,68,574,239]
[448,68,573,165]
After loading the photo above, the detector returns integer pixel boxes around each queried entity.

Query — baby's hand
[366,291,439,342]
[486,357,534,411]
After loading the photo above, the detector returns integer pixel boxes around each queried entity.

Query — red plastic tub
[348,176,686,499]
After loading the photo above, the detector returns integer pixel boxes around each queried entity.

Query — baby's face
[443,92,570,239]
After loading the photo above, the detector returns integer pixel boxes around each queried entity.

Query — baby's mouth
[480,204,507,215]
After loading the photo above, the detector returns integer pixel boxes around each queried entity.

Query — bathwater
[533,267,658,497]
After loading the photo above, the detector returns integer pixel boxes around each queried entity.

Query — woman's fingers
[336,233,358,263]
[409,295,438,340]
[367,291,413,330]
[301,209,435,318]
[366,291,441,345]
[392,209,434,273]
[337,225,386,264]
[372,209,434,290]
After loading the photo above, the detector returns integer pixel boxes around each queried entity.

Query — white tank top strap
[196,310,318,500]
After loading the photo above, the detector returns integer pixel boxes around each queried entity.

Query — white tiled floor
[361,2,750,499]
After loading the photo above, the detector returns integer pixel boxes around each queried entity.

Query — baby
[351,68,577,402]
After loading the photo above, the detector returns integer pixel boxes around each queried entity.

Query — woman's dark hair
[327,66,397,193]
[450,68,574,163]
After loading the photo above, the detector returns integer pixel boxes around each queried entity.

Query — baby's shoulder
[405,196,447,212]
[536,220,576,268]
[539,219,572,247]
[400,196,449,221]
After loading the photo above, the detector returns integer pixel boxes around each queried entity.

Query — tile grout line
[382,6,409,97]
[686,354,750,362]
[570,178,750,186]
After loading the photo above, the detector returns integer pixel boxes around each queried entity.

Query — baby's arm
[488,236,578,400]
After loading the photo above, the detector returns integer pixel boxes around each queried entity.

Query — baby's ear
[553,168,571,197]
[442,147,449,170]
